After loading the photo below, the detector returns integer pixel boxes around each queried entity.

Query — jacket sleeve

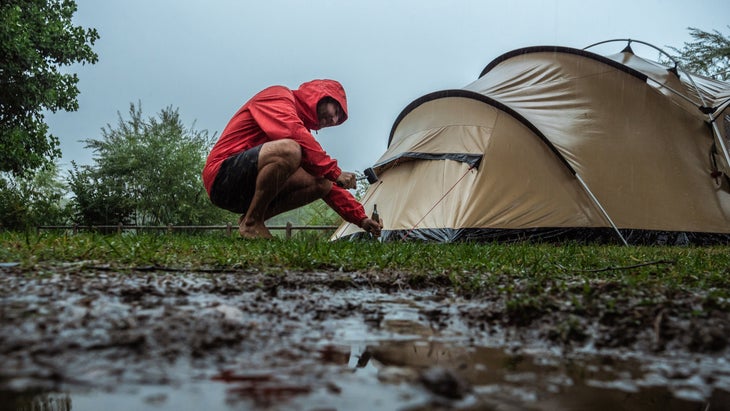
[323,185,368,226]
[249,93,342,181]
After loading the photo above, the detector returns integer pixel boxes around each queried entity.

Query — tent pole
[575,175,628,246]
[711,120,730,173]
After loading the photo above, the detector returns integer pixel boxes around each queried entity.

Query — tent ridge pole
[575,174,628,246]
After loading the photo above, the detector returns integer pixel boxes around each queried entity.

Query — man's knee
[276,139,302,160]
[261,139,302,169]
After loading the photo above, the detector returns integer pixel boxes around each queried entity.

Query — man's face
[317,100,342,128]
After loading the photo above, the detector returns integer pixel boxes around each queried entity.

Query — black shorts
[209,145,262,214]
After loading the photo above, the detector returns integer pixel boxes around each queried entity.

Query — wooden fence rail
[36,223,339,239]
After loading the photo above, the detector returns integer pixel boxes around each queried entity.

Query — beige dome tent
[333,40,730,244]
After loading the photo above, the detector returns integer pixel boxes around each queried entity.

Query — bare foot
[238,216,274,239]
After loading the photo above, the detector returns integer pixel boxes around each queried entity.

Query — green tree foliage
[667,26,730,80]
[0,165,71,230]
[67,103,229,226]
[67,161,135,226]
[0,0,99,176]
[0,178,26,230]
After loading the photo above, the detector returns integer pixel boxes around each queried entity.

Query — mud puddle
[1,268,729,410]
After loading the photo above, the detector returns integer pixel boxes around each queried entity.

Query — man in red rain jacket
[202,79,382,239]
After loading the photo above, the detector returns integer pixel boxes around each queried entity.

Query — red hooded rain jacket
[202,79,367,226]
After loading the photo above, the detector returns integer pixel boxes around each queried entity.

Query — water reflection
[3,288,730,411]
[352,335,730,410]
[0,391,71,411]
[4,339,729,411]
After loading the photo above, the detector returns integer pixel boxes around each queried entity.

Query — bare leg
[239,139,302,239]
[264,168,333,219]
[239,173,332,237]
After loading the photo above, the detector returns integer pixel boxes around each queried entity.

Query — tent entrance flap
[374,152,483,176]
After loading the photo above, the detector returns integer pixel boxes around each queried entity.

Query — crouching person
[202,79,382,239]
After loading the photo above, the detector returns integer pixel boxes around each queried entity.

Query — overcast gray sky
[46,0,729,174]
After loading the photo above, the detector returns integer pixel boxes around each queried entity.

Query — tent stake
[575,175,628,246]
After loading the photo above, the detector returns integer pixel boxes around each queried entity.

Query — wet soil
[1,263,729,410]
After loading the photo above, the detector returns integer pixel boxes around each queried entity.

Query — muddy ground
[1,263,729,410]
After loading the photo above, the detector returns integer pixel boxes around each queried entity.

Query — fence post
[226,222,232,237]
[118,222,123,234]
[286,222,293,239]
[73,224,78,235]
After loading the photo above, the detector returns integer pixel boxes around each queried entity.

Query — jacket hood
[292,79,348,130]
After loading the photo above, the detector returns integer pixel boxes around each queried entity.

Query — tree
[67,161,135,226]
[18,164,70,226]
[68,103,230,226]
[0,164,71,230]
[0,177,26,230]
[0,0,99,176]
[667,26,730,80]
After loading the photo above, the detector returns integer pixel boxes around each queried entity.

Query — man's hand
[361,217,383,237]
[335,172,357,189]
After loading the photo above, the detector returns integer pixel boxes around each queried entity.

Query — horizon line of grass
[2,231,729,294]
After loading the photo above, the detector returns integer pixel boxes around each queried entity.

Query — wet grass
[2,231,730,305]
[2,231,729,350]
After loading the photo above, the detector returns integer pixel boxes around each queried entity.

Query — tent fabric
[333,43,730,244]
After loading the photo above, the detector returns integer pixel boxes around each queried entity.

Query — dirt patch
[1,264,729,410]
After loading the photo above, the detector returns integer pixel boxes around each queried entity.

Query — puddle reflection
[356,338,730,410]
[2,288,729,410]
[0,392,71,411]
[4,338,730,411]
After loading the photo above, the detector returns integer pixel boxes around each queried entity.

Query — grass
[3,231,729,340]
[2,231,729,294]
